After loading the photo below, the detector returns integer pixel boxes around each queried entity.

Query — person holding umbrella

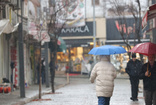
[125,53,142,101]
[129,42,156,105]
[139,54,156,105]
[89,45,126,105]
[90,55,117,105]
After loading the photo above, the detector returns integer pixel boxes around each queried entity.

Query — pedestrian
[66,63,69,73]
[41,58,45,84]
[36,60,40,84]
[139,54,156,105]
[10,61,15,84]
[10,61,15,90]
[125,53,142,101]
[90,55,117,105]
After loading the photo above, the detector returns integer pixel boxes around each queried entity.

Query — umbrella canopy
[88,45,127,55]
[129,42,156,56]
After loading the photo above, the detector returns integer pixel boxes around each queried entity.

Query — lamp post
[93,0,96,64]
[19,0,25,98]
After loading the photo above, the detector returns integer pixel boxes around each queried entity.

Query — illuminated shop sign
[60,22,94,36]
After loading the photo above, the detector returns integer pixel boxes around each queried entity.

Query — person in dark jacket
[139,54,156,105]
[126,53,142,101]
[41,58,45,84]
[10,61,15,84]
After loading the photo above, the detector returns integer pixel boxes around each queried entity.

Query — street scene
[0,0,156,105]
[24,77,145,105]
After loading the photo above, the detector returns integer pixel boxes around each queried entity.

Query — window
[92,0,99,6]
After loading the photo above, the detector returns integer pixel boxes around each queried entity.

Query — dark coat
[10,61,15,70]
[126,59,142,76]
[139,61,156,91]
[41,60,45,72]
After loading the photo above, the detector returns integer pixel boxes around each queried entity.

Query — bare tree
[48,0,78,93]
[106,0,145,60]
[26,18,48,99]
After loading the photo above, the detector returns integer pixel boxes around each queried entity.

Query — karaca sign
[61,25,89,33]
[60,22,93,36]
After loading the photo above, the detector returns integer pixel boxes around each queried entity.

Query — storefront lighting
[90,42,94,45]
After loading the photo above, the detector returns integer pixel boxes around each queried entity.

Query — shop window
[92,0,100,6]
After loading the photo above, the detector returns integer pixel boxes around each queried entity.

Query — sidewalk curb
[12,83,69,105]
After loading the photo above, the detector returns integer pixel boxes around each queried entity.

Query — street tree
[32,21,48,99]
[48,0,80,93]
[27,11,49,99]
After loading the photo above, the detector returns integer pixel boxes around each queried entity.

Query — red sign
[142,11,148,29]
[11,47,18,87]
[142,4,156,29]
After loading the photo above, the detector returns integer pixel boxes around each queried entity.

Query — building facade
[56,0,106,73]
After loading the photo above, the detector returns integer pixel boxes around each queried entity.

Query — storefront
[106,18,150,72]
[0,19,19,87]
[57,18,106,73]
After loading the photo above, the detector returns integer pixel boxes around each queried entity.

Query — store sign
[107,18,142,40]
[54,0,85,27]
[60,22,94,36]
[11,46,18,87]
[142,11,148,29]
[64,38,93,47]
[115,21,135,35]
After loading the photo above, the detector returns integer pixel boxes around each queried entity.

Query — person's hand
[145,71,151,77]
[145,71,149,77]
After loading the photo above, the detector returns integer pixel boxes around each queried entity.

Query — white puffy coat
[90,56,117,97]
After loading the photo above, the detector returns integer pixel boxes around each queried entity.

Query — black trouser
[144,90,156,105]
[130,76,139,99]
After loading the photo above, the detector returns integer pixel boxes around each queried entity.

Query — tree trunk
[50,52,55,93]
[51,67,55,93]
[39,42,42,99]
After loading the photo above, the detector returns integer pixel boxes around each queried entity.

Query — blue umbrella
[88,45,127,55]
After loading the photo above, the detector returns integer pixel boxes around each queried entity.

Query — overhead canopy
[64,38,93,47]
[0,19,19,35]
[142,4,156,29]
[57,37,66,53]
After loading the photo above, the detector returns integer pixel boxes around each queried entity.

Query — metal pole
[93,0,96,64]
[45,42,49,87]
[18,0,25,98]
[152,0,156,44]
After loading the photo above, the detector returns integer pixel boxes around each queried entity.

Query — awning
[0,19,19,35]
[64,39,93,47]
[142,4,156,29]
[57,37,66,53]
[49,37,67,53]
[105,39,150,45]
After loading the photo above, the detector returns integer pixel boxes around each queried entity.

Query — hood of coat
[100,55,110,62]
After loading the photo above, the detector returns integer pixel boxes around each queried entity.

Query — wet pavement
[0,77,68,105]
[25,77,145,105]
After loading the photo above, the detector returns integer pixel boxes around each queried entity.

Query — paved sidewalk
[55,72,129,79]
[0,73,142,105]
[0,77,68,105]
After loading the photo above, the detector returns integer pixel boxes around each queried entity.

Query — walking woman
[90,55,117,105]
